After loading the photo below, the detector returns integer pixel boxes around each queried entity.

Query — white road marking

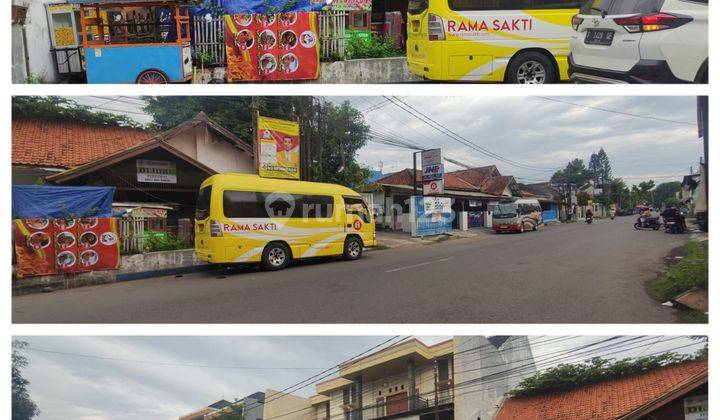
[385,257,453,273]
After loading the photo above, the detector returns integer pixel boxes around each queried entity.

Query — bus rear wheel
[343,237,363,260]
[507,52,555,84]
[137,70,169,84]
[261,242,291,271]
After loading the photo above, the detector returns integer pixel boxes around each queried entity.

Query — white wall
[165,124,254,174]
[12,0,65,83]
[453,336,536,420]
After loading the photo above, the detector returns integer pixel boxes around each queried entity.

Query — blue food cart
[70,0,192,83]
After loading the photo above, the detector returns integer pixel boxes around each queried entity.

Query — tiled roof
[12,119,157,169]
[496,359,708,420]
[374,167,515,196]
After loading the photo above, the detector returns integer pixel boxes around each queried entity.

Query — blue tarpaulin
[12,186,115,219]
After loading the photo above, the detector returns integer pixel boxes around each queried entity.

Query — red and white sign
[423,179,444,195]
[352,219,363,230]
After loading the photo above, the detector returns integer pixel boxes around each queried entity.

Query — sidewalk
[374,228,489,249]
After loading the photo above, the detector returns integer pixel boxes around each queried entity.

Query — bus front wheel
[506,52,555,84]
[261,242,291,271]
[343,237,363,260]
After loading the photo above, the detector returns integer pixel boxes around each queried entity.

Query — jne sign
[422,163,444,181]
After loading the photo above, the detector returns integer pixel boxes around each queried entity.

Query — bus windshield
[494,203,518,219]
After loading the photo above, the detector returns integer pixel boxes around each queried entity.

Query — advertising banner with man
[257,116,300,179]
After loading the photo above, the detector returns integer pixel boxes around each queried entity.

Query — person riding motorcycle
[585,208,593,223]
[661,205,686,232]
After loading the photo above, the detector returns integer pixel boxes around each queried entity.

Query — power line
[535,97,697,126]
[385,96,557,173]
[25,347,324,370]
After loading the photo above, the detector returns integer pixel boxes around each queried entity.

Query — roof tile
[12,119,157,169]
[496,359,708,420]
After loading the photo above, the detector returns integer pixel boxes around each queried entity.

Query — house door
[385,392,408,416]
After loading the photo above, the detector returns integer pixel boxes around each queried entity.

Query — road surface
[13,216,689,323]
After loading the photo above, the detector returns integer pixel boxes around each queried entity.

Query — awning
[12,185,115,218]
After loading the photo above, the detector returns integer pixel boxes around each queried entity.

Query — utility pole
[251,96,260,175]
[433,359,439,420]
[413,151,420,197]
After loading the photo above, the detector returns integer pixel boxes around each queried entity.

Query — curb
[116,264,215,282]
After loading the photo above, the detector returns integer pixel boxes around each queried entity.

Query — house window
[438,358,450,381]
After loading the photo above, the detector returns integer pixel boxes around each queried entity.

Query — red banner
[13,218,120,278]
[225,12,320,82]
[13,219,56,278]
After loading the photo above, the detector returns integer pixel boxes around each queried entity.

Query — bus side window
[344,197,371,223]
[223,191,262,218]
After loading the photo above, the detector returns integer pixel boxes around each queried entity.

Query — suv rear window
[408,0,428,14]
[580,0,665,15]
[196,185,212,220]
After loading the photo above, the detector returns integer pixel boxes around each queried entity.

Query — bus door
[343,196,373,246]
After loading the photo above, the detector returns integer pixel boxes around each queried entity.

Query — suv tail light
[571,14,584,31]
[428,13,445,40]
[210,220,223,237]
[614,13,692,33]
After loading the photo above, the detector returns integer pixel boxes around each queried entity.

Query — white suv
[569,0,708,83]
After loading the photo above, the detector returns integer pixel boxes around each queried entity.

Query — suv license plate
[585,29,614,46]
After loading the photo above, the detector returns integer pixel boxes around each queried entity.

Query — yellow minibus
[406,0,583,83]
[194,174,377,270]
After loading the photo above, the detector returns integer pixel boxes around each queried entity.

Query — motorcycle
[663,216,686,234]
[585,216,593,224]
[634,216,661,230]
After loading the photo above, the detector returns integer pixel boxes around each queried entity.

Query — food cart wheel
[136,70,169,84]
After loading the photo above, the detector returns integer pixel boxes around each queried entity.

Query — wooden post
[252,97,260,175]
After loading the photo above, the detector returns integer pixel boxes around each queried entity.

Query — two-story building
[308,337,536,420]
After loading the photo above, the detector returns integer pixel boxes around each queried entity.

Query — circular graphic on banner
[27,232,51,250]
[279,13,297,26]
[56,231,76,249]
[235,29,255,50]
[353,220,363,230]
[100,232,118,246]
[300,31,316,48]
[53,219,76,230]
[280,53,299,73]
[259,54,277,74]
[256,14,275,26]
[79,250,99,267]
[56,251,76,268]
[258,29,276,50]
[280,30,297,50]
[79,217,99,229]
[234,14,252,27]
[26,219,49,230]
[80,231,98,248]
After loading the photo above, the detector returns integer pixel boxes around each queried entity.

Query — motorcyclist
[609,207,616,219]
[639,207,652,226]
[585,207,593,221]
[661,205,685,231]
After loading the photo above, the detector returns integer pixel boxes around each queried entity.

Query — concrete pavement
[13,216,691,324]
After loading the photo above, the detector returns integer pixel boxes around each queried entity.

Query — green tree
[652,181,682,208]
[588,152,601,186]
[12,341,39,420]
[12,96,145,129]
[596,148,612,187]
[550,159,591,186]
[607,177,629,208]
[143,97,371,188]
[632,180,656,205]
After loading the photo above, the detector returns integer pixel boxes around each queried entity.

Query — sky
[70,95,704,186]
[14,335,704,420]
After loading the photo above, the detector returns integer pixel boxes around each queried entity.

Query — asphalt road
[13,216,690,324]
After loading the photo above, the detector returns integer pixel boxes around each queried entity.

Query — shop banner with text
[257,116,300,179]
[13,218,121,278]
[225,12,320,82]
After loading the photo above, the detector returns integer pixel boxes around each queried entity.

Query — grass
[651,241,707,322]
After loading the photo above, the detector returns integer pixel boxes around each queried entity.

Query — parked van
[406,0,583,83]
[492,198,542,233]
[194,174,376,270]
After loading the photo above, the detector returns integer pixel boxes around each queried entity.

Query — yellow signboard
[257,116,300,180]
